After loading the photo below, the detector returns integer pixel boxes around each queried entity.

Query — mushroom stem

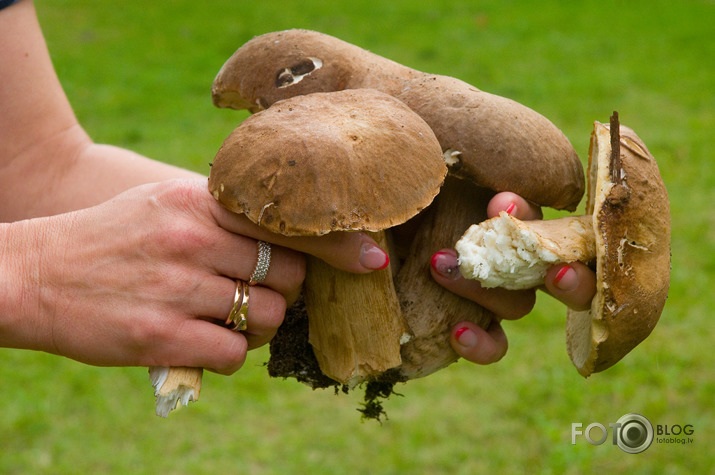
[457,213,597,290]
[148,366,202,417]
[304,231,410,387]
[396,176,494,379]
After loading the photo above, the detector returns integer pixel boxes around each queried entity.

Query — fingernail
[455,327,478,348]
[553,264,578,291]
[505,202,517,215]
[359,243,390,270]
[431,251,461,280]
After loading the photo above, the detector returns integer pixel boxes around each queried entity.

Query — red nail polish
[553,264,572,286]
[431,251,460,279]
[430,251,446,270]
[376,252,390,270]
[359,244,390,270]
[505,202,517,215]
[454,326,478,347]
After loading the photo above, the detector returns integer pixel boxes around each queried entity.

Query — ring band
[225,280,249,332]
[249,241,272,285]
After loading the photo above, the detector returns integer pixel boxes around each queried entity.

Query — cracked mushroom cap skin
[208,88,446,236]
[212,29,584,212]
[568,122,670,377]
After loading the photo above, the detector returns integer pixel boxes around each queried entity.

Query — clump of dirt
[267,296,340,390]
[267,297,405,421]
[357,369,405,422]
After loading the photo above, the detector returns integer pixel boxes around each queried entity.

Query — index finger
[209,196,388,274]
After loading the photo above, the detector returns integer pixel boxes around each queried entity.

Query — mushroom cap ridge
[208,89,446,236]
[567,122,671,376]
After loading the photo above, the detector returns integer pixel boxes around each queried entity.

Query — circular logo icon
[615,413,654,454]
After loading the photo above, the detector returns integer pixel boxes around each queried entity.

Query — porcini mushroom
[212,29,584,210]
[152,30,588,417]
[456,113,671,376]
[210,30,584,388]
[209,88,447,386]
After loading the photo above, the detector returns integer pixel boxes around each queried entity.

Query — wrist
[0,219,53,352]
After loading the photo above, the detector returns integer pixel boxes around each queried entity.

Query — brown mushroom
[149,30,589,416]
[210,88,447,386]
[210,30,584,386]
[152,30,587,417]
[150,87,446,416]
[212,29,584,210]
[456,114,671,376]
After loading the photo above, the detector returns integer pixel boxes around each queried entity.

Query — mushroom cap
[212,29,585,212]
[567,121,671,376]
[211,29,415,112]
[208,89,446,236]
[394,74,584,211]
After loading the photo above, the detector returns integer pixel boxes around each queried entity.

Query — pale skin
[0,0,595,375]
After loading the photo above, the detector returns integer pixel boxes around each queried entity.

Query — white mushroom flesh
[456,211,561,289]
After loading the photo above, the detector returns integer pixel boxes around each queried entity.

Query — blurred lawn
[1,0,712,473]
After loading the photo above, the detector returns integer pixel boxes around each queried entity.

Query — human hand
[430,192,597,365]
[3,178,389,374]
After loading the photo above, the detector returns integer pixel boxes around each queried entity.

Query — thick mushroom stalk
[456,115,671,377]
[304,231,409,386]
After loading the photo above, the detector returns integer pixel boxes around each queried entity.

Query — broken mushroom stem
[148,366,202,418]
[457,114,623,291]
[457,212,597,291]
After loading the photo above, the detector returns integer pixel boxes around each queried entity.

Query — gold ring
[225,280,249,332]
[249,241,272,285]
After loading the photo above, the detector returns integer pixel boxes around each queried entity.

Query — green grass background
[1,0,712,473]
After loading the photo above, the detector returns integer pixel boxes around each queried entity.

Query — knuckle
[151,220,214,259]
[172,225,214,253]
[504,290,536,319]
[218,339,248,374]
[155,179,205,209]
[260,291,287,330]
[127,315,174,358]
[316,231,360,265]
[280,251,307,289]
